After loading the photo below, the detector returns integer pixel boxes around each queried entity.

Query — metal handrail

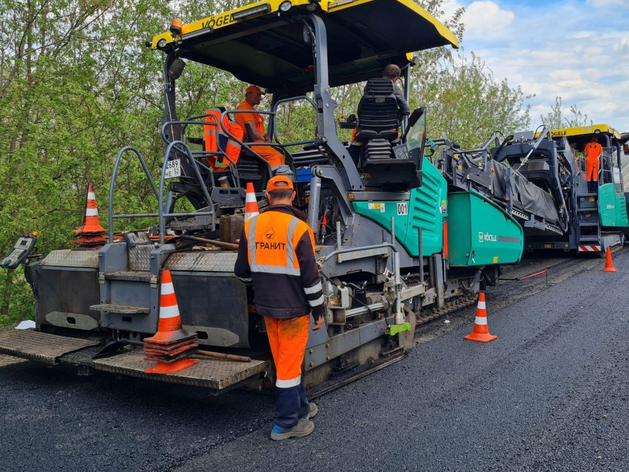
[108,146,160,243]
[160,118,241,188]
[219,109,281,175]
[159,140,215,244]
[270,95,319,148]
[161,112,277,178]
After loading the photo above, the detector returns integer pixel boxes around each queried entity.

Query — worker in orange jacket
[583,136,603,193]
[236,85,285,169]
[203,109,244,171]
[234,175,325,441]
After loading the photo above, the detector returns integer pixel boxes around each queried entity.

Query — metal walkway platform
[0,329,269,394]
[92,350,268,392]
[0,329,99,365]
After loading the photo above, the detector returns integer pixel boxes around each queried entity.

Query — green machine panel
[599,183,629,228]
[447,191,523,267]
[353,158,447,257]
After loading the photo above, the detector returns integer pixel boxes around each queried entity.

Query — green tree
[0,0,171,325]
[419,52,531,148]
[540,96,592,129]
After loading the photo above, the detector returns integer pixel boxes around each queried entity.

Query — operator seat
[354,78,401,165]
[235,122,272,193]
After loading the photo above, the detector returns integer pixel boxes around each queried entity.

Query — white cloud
[587,0,629,7]
[455,1,629,131]
[440,0,465,21]
[613,37,629,56]
[463,1,514,40]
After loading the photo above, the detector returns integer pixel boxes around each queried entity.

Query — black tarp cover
[492,161,559,224]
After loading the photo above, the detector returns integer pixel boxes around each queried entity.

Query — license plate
[165,159,181,179]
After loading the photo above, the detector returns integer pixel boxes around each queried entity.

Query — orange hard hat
[245,85,265,95]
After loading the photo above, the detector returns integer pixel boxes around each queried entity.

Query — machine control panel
[0,234,38,269]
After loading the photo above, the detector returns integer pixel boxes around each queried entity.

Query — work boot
[300,402,318,420]
[270,419,315,441]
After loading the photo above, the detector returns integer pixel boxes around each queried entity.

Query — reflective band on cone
[464,292,497,343]
[144,270,199,375]
[72,182,106,234]
[72,183,107,248]
[144,270,195,345]
[244,182,259,221]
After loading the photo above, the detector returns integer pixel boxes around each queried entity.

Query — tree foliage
[540,96,592,129]
[0,0,532,326]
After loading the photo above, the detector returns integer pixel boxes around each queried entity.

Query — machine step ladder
[576,192,601,252]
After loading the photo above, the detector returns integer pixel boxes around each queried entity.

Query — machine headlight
[157,39,167,49]
[279,1,292,12]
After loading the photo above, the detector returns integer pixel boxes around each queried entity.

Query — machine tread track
[418,294,478,325]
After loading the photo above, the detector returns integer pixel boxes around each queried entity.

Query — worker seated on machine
[203,107,244,174]
[346,64,410,167]
[236,85,292,176]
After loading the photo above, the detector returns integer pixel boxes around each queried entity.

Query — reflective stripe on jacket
[234,205,325,319]
[203,109,244,170]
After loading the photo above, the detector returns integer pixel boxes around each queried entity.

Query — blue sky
[438,0,629,132]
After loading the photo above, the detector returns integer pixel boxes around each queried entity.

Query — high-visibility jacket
[235,101,285,168]
[583,141,602,181]
[203,109,244,171]
[234,205,324,319]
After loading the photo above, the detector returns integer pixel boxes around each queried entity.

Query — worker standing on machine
[236,85,286,171]
[234,175,325,441]
[583,136,603,193]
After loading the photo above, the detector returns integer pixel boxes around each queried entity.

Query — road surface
[1,251,628,471]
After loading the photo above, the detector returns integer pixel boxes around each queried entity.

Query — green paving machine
[432,125,628,256]
[0,0,526,395]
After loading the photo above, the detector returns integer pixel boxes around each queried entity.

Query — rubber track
[417,294,478,326]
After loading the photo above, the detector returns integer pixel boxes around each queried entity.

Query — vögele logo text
[478,231,497,243]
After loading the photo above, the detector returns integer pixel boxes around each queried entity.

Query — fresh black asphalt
[2,251,628,471]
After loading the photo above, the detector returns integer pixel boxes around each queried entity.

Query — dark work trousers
[275,382,310,428]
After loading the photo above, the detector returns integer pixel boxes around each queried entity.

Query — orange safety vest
[244,211,314,276]
[203,109,244,171]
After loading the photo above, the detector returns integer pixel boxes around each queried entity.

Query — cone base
[144,330,195,345]
[72,227,106,234]
[145,358,199,374]
[603,267,618,272]
[464,332,498,343]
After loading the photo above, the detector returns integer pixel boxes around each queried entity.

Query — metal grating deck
[92,349,268,391]
[0,329,99,365]
[165,252,238,272]
[0,329,268,393]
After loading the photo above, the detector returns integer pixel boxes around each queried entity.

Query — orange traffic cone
[73,183,106,234]
[244,182,259,221]
[144,270,199,374]
[72,183,107,247]
[603,247,618,272]
[464,292,497,343]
